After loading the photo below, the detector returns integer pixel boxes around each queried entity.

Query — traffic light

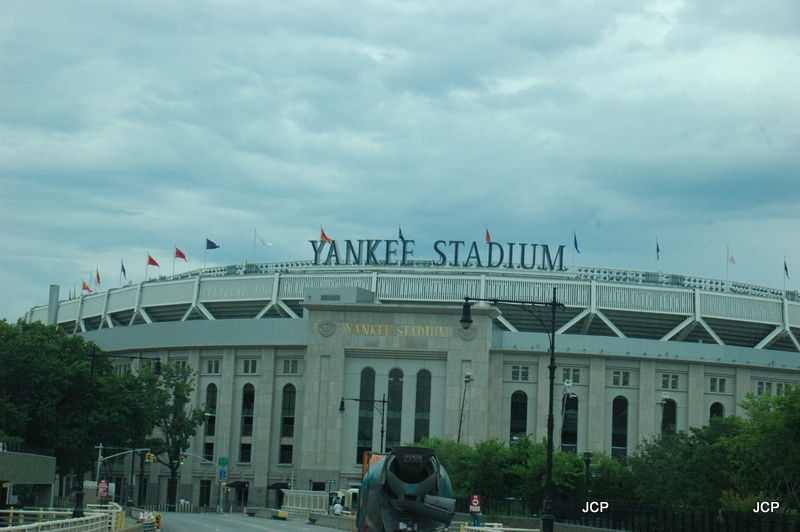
[179,455,185,466]
[145,452,155,463]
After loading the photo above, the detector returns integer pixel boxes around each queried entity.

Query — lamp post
[339,394,388,454]
[457,371,474,444]
[460,287,564,532]
[72,349,161,518]
[583,451,593,502]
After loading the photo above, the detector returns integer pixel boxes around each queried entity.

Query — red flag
[320,227,333,243]
[95,268,101,285]
[148,255,160,267]
[82,281,93,293]
[175,247,187,261]
[485,228,492,243]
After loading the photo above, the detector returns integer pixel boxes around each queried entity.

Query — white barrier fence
[0,503,124,532]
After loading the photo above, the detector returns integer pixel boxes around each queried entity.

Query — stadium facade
[28,241,800,510]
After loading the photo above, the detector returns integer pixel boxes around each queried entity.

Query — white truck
[330,488,359,515]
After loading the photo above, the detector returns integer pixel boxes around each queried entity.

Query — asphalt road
[159,512,335,532]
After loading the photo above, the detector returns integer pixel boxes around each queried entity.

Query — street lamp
[460,287,564,532]
[457,371,474,444]
[73,348,162,518]
[339,394,388,454]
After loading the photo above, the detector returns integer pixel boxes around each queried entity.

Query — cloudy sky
[1,1,798,321]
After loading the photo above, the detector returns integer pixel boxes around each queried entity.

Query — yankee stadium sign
[309,237,566,271]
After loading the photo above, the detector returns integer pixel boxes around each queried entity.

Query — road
[159,512,336,532]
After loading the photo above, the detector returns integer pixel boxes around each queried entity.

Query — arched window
[661,398,677,435]
[510,391,527,440]
[240,384,255,462]
[282,384,296,437]
[280,384,296,464]
[560,394,578,452]
[710,402,724,419]
[386,368,404,450]
[356,368,376,463]
[205,384,217,436]
[611,396,628,457]
[414,370,432,442]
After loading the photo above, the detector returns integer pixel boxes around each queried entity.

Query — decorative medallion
[458,326,477,342]
[318,320,336,337]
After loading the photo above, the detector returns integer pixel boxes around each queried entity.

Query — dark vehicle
[356,446,455,532]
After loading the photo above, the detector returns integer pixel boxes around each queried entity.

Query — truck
[356,446,455,532]
[330,488,359,514]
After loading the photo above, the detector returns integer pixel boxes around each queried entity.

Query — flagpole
[655,237,659,272]
[572,230,575,272]
[204,236,208,269]
[253,229,257,261]
[726,245,729,281]
[173,245,176,276]
[146,251,149,279]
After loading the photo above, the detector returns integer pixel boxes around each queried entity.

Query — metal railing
[0,507,120,532]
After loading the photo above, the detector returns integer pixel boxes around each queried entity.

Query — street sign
[97,480,109,498]
[469,494,482,513]
[219,457,229,467]
[219,468,228,480]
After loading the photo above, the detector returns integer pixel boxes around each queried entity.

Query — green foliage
[587,452,634,502]
[628,416,743,510]
[0,320,114,475]
[416,437,473,497]
[729,387,800,510]
[144,362,207,508]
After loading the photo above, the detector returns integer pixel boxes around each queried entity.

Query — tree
[467,439,510,505]
[730,387,800,511]
[628,416,743,510]
[417,437,474,497]
[586,452,634,502]
[0,320,114,476]
[144,363,207,510]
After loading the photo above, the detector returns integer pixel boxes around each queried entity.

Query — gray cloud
[1,0,798,320]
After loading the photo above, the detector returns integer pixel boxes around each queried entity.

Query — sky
[1,0,799,322]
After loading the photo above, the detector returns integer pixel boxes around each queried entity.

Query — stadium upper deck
[28,261,800,354]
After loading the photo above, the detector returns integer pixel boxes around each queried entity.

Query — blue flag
[206,238,220,250]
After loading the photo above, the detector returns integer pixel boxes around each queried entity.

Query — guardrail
[0,503,123,532]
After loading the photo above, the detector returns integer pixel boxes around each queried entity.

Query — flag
[260,237,273,246]
[399,227,405,241]
[785,259,790,279]
[573,231,580,254]
[729,255,736,266]
[485,228,491,243]
[320,228,333,244]
[175,247,187,261]
[121,261,127,280]
[206,238,220,250]
[656,240,660,260]
[95,268,101,286]
[147,255,160,267]
[82,281,92,293]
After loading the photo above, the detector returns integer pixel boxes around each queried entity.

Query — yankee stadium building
[28,236,800,510]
